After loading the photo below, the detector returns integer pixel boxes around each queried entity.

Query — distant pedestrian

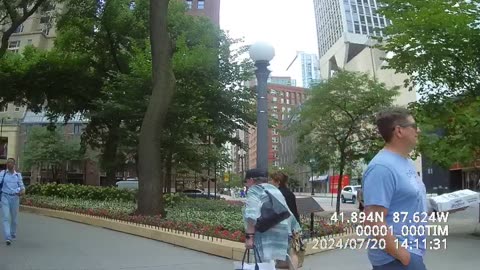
[1,158,25,246]
[357,185,364,212]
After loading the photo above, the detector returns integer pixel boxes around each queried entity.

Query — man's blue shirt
[363,149,427,266]
[1,170,25,194]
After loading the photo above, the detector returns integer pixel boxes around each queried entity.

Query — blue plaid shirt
[243,183,301,261]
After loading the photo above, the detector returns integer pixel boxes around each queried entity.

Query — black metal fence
[299,213,358,240]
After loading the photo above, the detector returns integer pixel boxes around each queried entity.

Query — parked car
[116,178,138,190]
[340,185,361,204]
[181,189,222,200]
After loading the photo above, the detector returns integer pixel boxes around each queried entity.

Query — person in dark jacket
[270,171,300,224]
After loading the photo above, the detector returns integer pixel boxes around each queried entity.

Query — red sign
[329,175,350,194]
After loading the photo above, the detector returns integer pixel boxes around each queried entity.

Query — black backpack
[0,170,5,196]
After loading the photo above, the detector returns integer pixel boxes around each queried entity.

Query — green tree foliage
[23,126,82,182]
[1,0,254,215]
[378,0,480,168]
[413,97,480,168]
[293,71,398,213]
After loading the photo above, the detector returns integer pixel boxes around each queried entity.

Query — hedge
[26,183,191,207]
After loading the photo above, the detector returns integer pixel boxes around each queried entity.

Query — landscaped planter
[20,204,359,260]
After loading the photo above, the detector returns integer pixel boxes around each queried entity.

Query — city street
[0,203,478,270]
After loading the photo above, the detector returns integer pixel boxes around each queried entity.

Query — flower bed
[21,195,245,242]
[21,194,348,243]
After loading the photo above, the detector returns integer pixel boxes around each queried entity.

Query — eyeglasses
[393,122,417,130]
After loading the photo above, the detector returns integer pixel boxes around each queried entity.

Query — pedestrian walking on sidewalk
[362,107,427,269]
[243,168,301,269]
[1,158,26,246]
[270,171,305,269]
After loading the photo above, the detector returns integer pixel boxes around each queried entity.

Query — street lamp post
[249,42,275,172]
[310,158,315,196]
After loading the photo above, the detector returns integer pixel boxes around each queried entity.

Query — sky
[220,0,318,77]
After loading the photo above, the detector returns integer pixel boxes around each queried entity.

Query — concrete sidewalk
[1,204,478,270]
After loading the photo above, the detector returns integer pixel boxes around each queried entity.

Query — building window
[74,124,82,134]
[27,39,33,45]
[42,26,50,35]
[14,24,24,33]
[272,97,277,102]
[14,107,20,112]
[8,41,20,53]
[286,99,290,105]
[186,0,192,9]
[198,0,205,9]
[40,16,51,24]
[280,98,284,104]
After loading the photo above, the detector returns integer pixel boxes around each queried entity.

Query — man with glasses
[362,107,426,269]
[1,158,25,246]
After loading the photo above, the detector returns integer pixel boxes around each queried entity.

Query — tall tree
[137,0,174,215]
[294,71,398,213]
[378,0,480,168]
[0,0,54,58]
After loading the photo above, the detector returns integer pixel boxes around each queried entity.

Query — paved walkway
[1,205,479,270]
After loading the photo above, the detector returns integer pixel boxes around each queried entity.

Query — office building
[313,0,390,60]
[286,52,321,88]
[313,0,421,173]
[185,0,221,25]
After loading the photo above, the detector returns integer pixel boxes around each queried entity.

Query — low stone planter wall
[21,205,357,260]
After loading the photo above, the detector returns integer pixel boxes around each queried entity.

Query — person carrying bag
[243,169,302,269]
[233,247,276,270]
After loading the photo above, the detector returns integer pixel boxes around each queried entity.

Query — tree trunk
[137,0,175,216]
[335,155,346,214]
[103,126,121,186]
[165,152,173,194]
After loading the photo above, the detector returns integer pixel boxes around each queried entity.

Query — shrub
[26,183,136,202]
[163,193,187,208]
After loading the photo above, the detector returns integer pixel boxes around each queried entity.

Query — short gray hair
[252,177,268,184]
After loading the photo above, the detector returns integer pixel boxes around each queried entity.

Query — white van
[116,178,138,190]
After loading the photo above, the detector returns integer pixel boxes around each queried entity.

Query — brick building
[248,84,308,169]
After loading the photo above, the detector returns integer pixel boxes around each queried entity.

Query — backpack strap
[0,170,6,184]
